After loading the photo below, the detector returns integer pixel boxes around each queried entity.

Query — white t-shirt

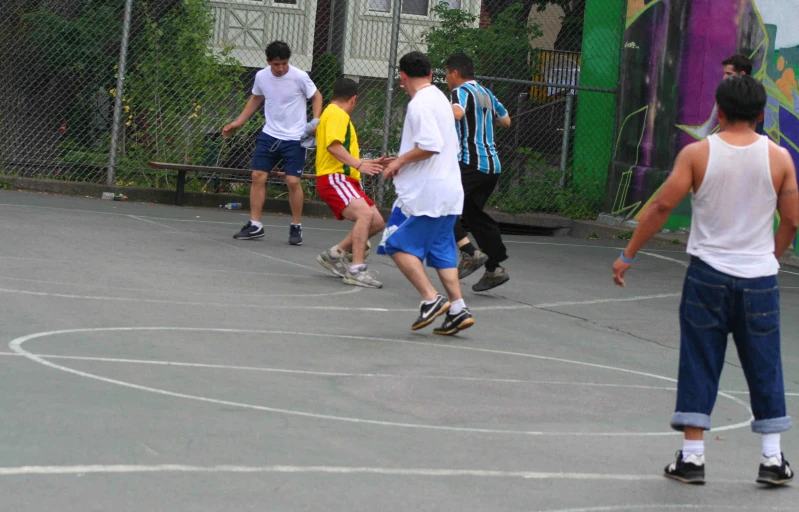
[252,65,317,141]
[393,86,464,217]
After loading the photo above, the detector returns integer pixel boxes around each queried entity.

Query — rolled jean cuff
[751,416,792,434]
[671,412,711,431]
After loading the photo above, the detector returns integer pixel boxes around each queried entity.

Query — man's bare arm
[381,146,437,179]
[495,115,511,128]
[311,90,323,120]
[612,145,696,286]
[623,146,695,259]
[451,105,464,121]
[774,147,799,258]
[327,142,383,176]
[222,95,264,137]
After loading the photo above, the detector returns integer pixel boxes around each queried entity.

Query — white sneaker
[316,250,348,278]
[343,266,382,288]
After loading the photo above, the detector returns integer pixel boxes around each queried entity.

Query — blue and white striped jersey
[450,81,508,174]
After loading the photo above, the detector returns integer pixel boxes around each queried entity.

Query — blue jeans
[672,257,791,434]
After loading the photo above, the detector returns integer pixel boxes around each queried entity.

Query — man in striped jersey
[445,53,512,292]
[315,78,386,288]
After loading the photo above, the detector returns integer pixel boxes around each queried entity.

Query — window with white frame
[368,0,390,12]
[367,0,462,14]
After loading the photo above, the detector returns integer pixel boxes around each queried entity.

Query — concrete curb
[0,176,336,219]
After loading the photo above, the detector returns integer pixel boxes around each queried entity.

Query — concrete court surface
[0,189,797,512]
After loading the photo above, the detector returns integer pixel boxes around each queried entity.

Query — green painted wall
[571,0,625,202]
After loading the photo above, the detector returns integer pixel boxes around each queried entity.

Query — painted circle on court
[9,327,754,437]
[534,506,796,512]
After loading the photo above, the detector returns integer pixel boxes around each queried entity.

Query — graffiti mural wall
[608,0,799,238]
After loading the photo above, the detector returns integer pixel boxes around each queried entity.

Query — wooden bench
[147,161,316,206]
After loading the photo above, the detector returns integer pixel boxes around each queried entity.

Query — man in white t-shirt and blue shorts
[381,51,473,335]
[223,41,322,246]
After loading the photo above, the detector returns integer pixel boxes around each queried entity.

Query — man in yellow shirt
[315,78,387,288]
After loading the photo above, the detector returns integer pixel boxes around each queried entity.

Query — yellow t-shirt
[315,103,361,181]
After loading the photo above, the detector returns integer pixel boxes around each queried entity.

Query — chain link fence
[0,0,624,219]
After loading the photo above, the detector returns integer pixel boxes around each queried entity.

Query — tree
[0,0,184,177]
[483,0,585,52]
[424,3,542,113]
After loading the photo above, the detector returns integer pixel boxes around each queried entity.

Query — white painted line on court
[535,505,795,512]
[504,240,687,254]
[638,251,689,268]
[0,351,677,387]
[0,255,314,278]
[0,275,360,299]
[9,327,753,436]
[2,350,794,398]
[0,288,377,311]
[0,286,684,313]
[129,214,325,273]
[535,293,680,308]
[0,464,749,483]
[0,202,349,232]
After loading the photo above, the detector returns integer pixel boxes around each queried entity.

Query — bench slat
[148,161,316,180]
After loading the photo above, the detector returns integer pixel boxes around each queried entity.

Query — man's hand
[357,161,383,176]
[222,120,243,138]
[382,158,402,180]
[612,257,632,287]
[374,154,394,167]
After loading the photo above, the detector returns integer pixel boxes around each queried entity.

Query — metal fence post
[107,0,134,187]
[558,93,574,189]
[378,0,402,207]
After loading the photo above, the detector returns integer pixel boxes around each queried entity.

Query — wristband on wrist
[620,250,635,264]
[355,160,362,170]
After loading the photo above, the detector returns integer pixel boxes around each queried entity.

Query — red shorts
[316,173,374,220]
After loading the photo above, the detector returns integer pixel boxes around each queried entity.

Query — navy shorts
[251,132,307,178]
[383,215,458,269]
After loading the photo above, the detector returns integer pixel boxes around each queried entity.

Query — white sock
[349,264,366,274]
[291,223,301,227]
[330,245,345,257]
[682,439,704,458]
[250,220,263,228]
[423,297,438,305]
[762,433,782,461]
[449,298,465,315]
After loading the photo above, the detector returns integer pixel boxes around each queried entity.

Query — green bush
[489,148,602,219]
[312,52,341,103]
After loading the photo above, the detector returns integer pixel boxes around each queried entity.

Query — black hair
[722,54,752,75]
[266,41,291,62]
[331,78,358,100]
[715,75,766,123]
[444,52,475,79]
[398,51,431,78]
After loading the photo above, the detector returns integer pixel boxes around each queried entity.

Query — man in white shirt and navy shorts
[381,51,473,336]
[223,41,322,246]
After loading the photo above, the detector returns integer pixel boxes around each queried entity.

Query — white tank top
[687,134,779,278]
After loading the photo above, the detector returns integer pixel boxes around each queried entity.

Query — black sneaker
[472,267,510,292]
[233,221,265,240]
[433,308,475,335]
[757,453,794,486]
[289,224,302,246]
[411,294,450,331]
[664,450,705,485]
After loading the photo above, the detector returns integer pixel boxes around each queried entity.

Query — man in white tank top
[612,76,799,486]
